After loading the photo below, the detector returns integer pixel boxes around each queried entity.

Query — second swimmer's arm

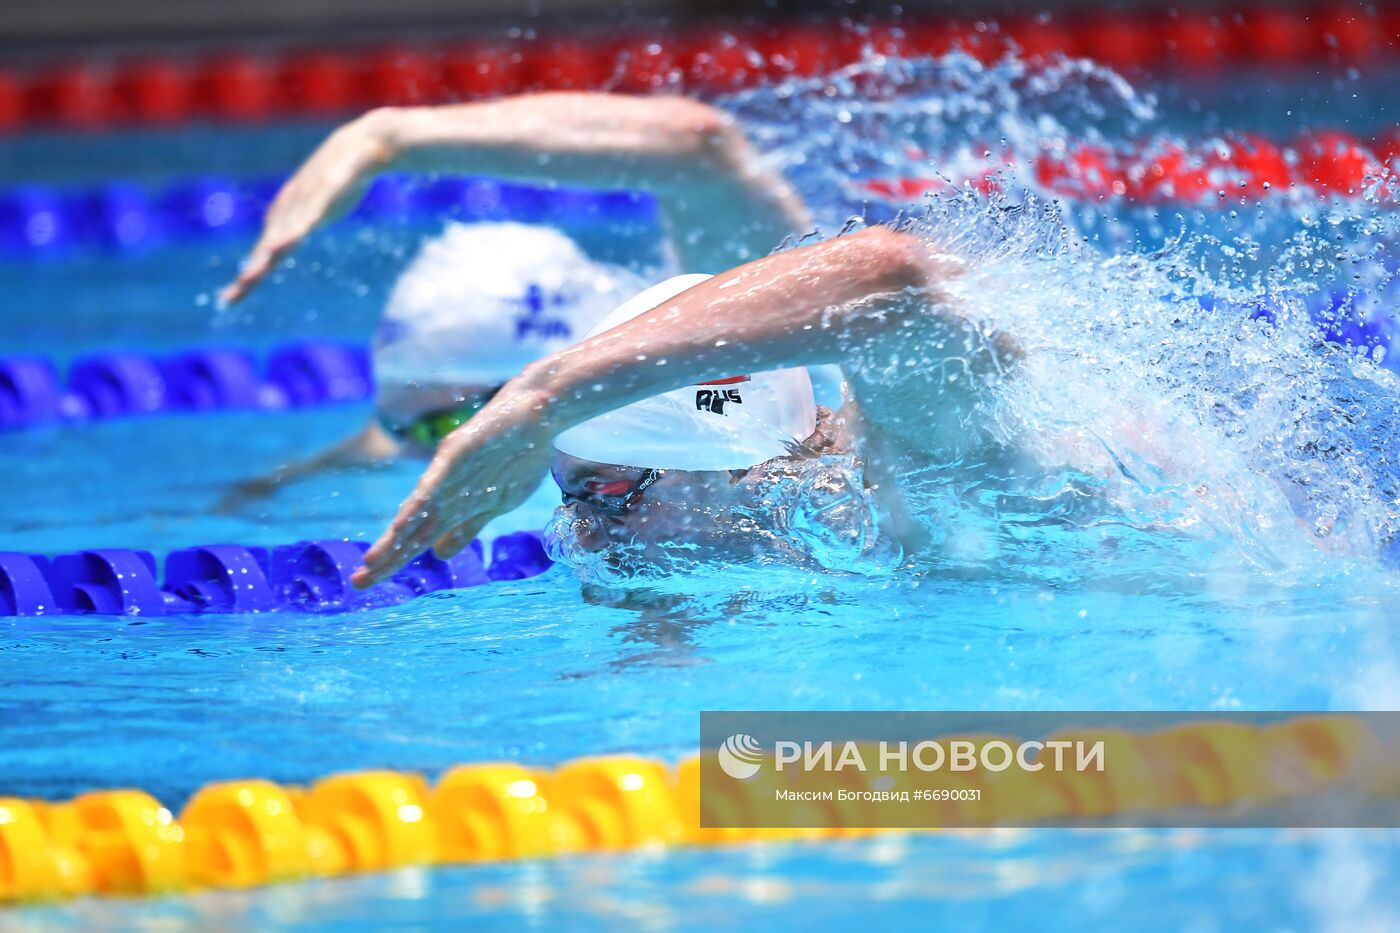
[352,227,970,587]
[223,93,811,303]
[217,422,401,510]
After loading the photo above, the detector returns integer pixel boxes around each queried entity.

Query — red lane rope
[859,131,1400,206]
[0,4,1396,133]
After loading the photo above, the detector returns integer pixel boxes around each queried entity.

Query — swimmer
[230,93,1398,580]
[222,92,1017,582]
[349,225,1009,587]
[222,221,649,507]
[221,93,814,492]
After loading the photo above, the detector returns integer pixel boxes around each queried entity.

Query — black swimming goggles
[379,384,504,449]
[571,468,664,517]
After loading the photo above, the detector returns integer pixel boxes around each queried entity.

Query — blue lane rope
[0,173,660,255]
[0,341,374,431]
[5,287,1396,434]
[0,532,552,618]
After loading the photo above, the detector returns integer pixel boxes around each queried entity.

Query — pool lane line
[0,341,379,435]
[0,533,553,618]
[0,134,1394,258]
[0,173,659,255]
[7,277,1396,437]
[2,8,1397,133]
[0,713,1390,904]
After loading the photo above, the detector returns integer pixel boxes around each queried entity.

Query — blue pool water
[4,47,1400,929]
[6,830,1400,931]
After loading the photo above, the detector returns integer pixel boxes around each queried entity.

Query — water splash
[721,47,1159,227]
[717,47,1400,580]
[543,454,902,589]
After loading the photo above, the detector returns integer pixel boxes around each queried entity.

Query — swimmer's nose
[575,514,611,552]
[545,504,609,557]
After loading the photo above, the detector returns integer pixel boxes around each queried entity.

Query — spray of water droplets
[711,46,1400,580]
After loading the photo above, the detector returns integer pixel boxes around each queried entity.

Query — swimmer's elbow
[676,99,729,136]
[356,106,399,132]
[679,101,747,161]
[350,106,407,164]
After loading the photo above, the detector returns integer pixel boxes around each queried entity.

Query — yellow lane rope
[0,714,1391,905]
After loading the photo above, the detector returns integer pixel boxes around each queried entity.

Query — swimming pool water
[5,422,1397,805]
[4,47,1400,929]
[8,830,1400,931]
[5,407,1400,928]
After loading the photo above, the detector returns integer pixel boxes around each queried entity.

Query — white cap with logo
[372,221,649,387]
[552,274,817,472]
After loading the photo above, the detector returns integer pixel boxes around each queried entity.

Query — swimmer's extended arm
[352,227,977,587]
[217,422,402,509]
[222,93,812,304]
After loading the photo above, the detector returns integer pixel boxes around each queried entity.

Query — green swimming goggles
[379,384,504,449]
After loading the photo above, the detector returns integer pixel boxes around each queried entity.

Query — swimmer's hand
[214,474,283,513]
[221,111,394,305]
[351,384,552,589]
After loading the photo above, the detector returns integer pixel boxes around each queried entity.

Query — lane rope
[0,533,553,618]
[0,172,659,255]
[7,278,1394,436]
[1,131,1393,259]
[859,132,1398,205]
[0,713,1389,904]
[0,6,1396,133]
[0,341,374,432]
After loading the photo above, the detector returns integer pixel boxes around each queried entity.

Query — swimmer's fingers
[355,501,493,586]
[352,497,441,588]
[430,514,494,561]
[221,111,391,306]
[352,452,483,585]
[219,236,295,306]
[431,526,471,560]
[426,471,501,561]
[357,415,544,584]
[220,176,332,304]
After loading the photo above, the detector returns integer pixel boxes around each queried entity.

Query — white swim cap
[553,274,817,472]
[373,221,649,387]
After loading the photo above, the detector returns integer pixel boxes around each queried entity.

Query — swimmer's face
[548,453,763,564]
[375,382,501,457]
